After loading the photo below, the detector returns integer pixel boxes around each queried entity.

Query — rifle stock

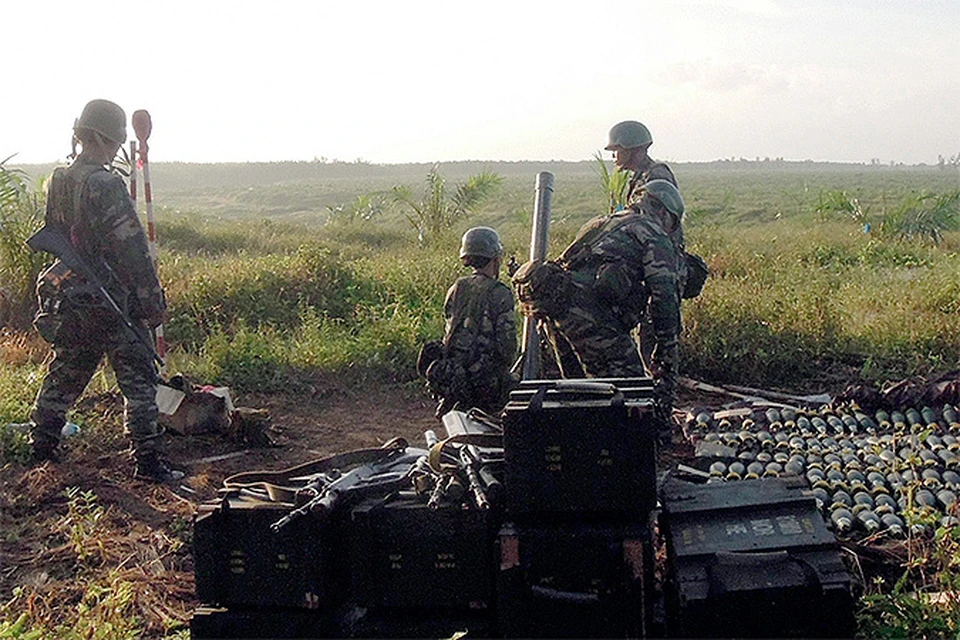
[26,224,165,367]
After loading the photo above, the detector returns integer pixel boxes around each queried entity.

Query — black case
[346,494,496,611]
[496,520,650,639]
[190,606,333,639]
[193,494,341,610]
[660,477,857,638]
[503,378,657,519]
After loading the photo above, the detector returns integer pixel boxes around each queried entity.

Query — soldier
[26,99,182,483]
[516,180,684,440]
[424,227,517,418]
[605,120,686,367]
[606,120,678,201]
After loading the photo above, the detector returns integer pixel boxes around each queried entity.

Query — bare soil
[0,373,440,636]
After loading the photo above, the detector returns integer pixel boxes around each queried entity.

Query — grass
[2,160,960,637]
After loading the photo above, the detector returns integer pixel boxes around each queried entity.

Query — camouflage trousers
[544,279,646,379]
[30,317,161,459]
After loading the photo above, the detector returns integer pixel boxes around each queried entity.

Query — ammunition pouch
[33,260,125,344]
[512,260,572,318]
[682,252,708,299]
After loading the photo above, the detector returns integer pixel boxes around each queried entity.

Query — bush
[0,162,46,328]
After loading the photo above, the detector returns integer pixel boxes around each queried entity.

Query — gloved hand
[653,398,673,446]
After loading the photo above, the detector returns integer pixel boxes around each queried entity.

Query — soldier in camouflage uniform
[426,227,517,418]
[605,120,687,368]
[518,181,684,437]
[27,99,182,483]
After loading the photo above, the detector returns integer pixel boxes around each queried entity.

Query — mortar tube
[520,171,554,381]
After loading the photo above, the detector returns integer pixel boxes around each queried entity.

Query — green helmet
[459,226,503,260]
[75,99,127,144]
[604,120,652,150]
[642,179,684,220]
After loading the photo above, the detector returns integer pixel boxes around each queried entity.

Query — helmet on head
[75,99,126,144]
[459,227,503,260]
[642,179,684,220]
[605,120,652,150]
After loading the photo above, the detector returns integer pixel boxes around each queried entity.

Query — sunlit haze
[5,0,958,165]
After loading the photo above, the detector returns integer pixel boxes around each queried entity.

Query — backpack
[682,252,709,299]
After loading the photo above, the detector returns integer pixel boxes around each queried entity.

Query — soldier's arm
[492,284,517,365]
[87,173,165,321]
[642,234,681,406]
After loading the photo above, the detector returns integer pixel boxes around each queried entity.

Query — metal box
[496,520,650,638]
[346,494,496,610]
[503,378,657,519]
[660,477,857,638]
[193,494,341,610]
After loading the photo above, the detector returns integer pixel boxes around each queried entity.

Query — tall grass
[0,161,46,327]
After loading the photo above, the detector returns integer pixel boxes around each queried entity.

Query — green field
[5,159,960,399]
[3,159,960,637]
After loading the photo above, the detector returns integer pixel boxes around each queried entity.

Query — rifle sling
[221,438,408,503]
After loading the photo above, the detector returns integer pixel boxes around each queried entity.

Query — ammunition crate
[346,494,496,610]
[503,378,657,518]
[193,494,341,610]
[660,477,857,638]
[496,521,650,638]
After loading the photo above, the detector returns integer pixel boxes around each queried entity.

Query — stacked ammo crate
[498,378,659,638]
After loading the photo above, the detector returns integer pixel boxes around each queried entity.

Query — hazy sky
[4,0,958,165]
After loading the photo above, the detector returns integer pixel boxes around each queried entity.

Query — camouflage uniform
[623,160,687,368]
[440,273,517,415]
[548,201,682,411]
[29,155,165,461]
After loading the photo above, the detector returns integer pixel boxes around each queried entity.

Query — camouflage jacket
[443,273,517,383]
[624,159,688,295]
[44,155,164,321]
[561,205,682,401]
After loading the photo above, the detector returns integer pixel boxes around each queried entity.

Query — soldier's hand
[507,255,520,278]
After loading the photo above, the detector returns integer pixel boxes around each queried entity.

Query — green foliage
[325,192,389,225]
[392,164,502,244]
[57,487,107,563]
[857,498,960,638]
[593,152,629,212]
[163,244,374,348]
[0,161,46,327]
[816,188,868,224]
[879,190,960,244]
[194,323,287,392]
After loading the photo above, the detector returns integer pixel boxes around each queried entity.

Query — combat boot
[19,426,60,465]
[135,452,185,484]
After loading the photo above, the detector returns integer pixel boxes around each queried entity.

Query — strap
[428,433,503,474]
[222,437,408,503]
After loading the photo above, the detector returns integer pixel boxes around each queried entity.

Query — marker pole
[132,110,166,369]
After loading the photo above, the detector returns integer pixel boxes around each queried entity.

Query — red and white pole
[132,110,166,369]
[129,140,138,206]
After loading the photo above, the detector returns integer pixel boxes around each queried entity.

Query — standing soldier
[515,181,684,441]
[423,227,517,418]
[26,99,182,483]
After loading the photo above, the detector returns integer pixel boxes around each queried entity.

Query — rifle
[26,223,164,367]
[270,447,425,531]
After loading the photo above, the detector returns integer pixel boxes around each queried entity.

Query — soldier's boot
[135,452,185,484]
[22,426,61,465]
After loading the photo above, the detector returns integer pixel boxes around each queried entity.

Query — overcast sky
[4,0,958,165]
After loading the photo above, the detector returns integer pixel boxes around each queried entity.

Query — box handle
[708,551,822,595]
[529,585,602,605]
